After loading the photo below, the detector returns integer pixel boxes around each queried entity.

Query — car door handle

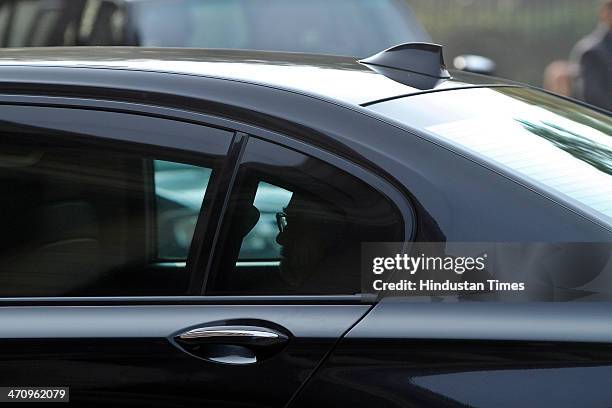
[174,325,289,364]
[176,326,288,346]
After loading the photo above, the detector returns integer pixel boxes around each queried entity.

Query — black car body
[0,47,610,407]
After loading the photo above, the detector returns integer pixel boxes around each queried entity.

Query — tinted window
[0,132,218,297]
[154,160,211,260]
[208,138,404,295]
[238,181,292,260]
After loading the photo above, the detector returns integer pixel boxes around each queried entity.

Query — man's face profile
[276,194,333,286]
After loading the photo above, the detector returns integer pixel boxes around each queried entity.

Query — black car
[0,44,610,407]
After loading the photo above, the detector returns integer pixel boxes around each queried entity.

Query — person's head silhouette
[276,192,346,287]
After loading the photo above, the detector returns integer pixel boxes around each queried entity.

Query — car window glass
[209,138,404,295]
[238,182,293,260]
[154,160,211,260]
[0,133,218,297]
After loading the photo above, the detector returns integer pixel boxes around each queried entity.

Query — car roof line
[360,84,524,107]
[0,61,372,108]
[0,47,517,105]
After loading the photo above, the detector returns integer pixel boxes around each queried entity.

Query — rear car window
[208,137,404,295]
[368,87,612,224]
[0,133,215,297]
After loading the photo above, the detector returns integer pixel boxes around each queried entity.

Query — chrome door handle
[176,326,288,347]
[173,325,290,364]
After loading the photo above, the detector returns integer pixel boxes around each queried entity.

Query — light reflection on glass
[369,87,612,220]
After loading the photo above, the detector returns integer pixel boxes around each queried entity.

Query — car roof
[0,47,517,106]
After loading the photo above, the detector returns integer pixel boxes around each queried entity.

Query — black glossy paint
[0,305,369,407]
[292,339,612,407]
[291,301,612,407]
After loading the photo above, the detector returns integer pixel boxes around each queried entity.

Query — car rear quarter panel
[290,301,612,408]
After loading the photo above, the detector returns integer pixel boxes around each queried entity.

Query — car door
[0,103,375,407]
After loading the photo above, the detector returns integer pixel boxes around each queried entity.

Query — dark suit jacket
[571,25,612,112]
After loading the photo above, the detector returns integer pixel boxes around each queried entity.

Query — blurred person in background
[543,60,573,97]
[570,0,612,111]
